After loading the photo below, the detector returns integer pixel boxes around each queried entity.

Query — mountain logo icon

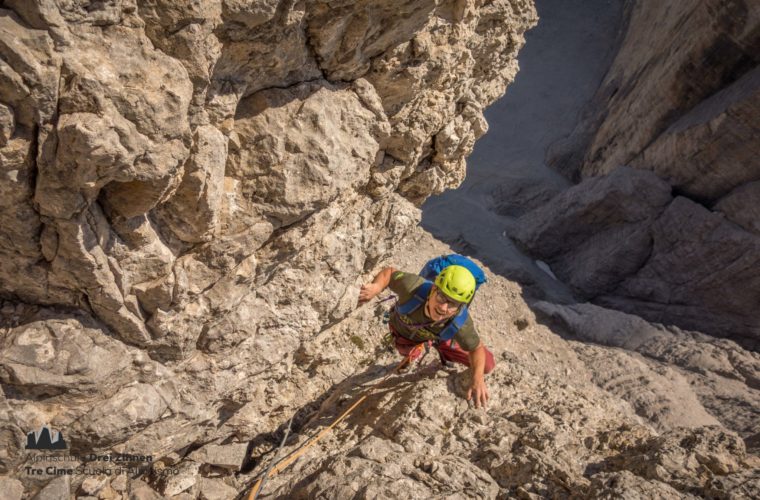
[25,425,68,450]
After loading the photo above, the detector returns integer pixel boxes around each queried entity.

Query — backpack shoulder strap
[395,280,433,316]
[437,307,469,341]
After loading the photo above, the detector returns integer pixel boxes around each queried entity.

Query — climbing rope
[251,413,294,500]
[245,343,425,499]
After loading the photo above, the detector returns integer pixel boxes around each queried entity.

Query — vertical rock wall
[0,0,538,493]
[549,0,760,192]
[515,0,760,346]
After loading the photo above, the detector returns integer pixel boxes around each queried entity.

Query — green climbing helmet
[434,265,476,304]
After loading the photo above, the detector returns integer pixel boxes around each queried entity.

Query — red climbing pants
[390,329,495,374]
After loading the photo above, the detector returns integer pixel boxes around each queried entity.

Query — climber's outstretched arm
[359,267,397,303]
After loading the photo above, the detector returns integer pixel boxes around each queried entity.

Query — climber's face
[426,286,463,322]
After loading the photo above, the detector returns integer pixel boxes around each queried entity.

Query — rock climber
[359,265,495,408]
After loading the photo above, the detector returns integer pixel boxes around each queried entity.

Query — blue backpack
[419,254,487,289]
[394,255,486,341]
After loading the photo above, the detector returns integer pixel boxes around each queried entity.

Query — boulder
[153,461,201,497]
[70,383,170,448]
[227,80,387,228]
[513,166,672,297]
[600,197,760,347]
[516,164,760,347]
[189,442,249,471]
[0,313,133,396]
[127,479,164,500]
[33,476,69,500]
[155,125,227,243]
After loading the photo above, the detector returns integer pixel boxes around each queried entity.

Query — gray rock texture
[514,171,760,346]
[516,0,760,349]
[0,477,24,500]
[534,301,760,438]
[237,231,760,499]
[601,196,760,346]
[715,180,760,237]
[2,0,759,498]
[549,0,760,192]
[188,442,248,471]
[633,64,760,202]
[1,0,536,360]
[513,166,672,298]
[6,228,760,498]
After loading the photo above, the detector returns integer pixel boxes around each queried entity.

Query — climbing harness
[381,330,394,350]
[244,344,425,499]
[377,294,397,350]
[378,294,396,327]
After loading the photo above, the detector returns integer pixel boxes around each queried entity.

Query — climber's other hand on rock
[467,376,489,410]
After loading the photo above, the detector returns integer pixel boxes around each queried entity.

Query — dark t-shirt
[388,271,480,351]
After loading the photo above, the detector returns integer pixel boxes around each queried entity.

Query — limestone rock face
[4,227,759,498]
[0,0,542,496]
[601,197,760,345]
[515,169,760,347]
[513,166,672,298]
[534,301,760,438]
[226,80,387,228]
[714,180,760,237]
[238,230,759,499]
[632,65,760,202]
[0,0,537,356]
[154,125,227,244]
[497,2,760,487]
[549,0,760,192]
[515,0,760,350]
[0,11,64,308]
[3,0,758,498]
[0,313,133,397]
